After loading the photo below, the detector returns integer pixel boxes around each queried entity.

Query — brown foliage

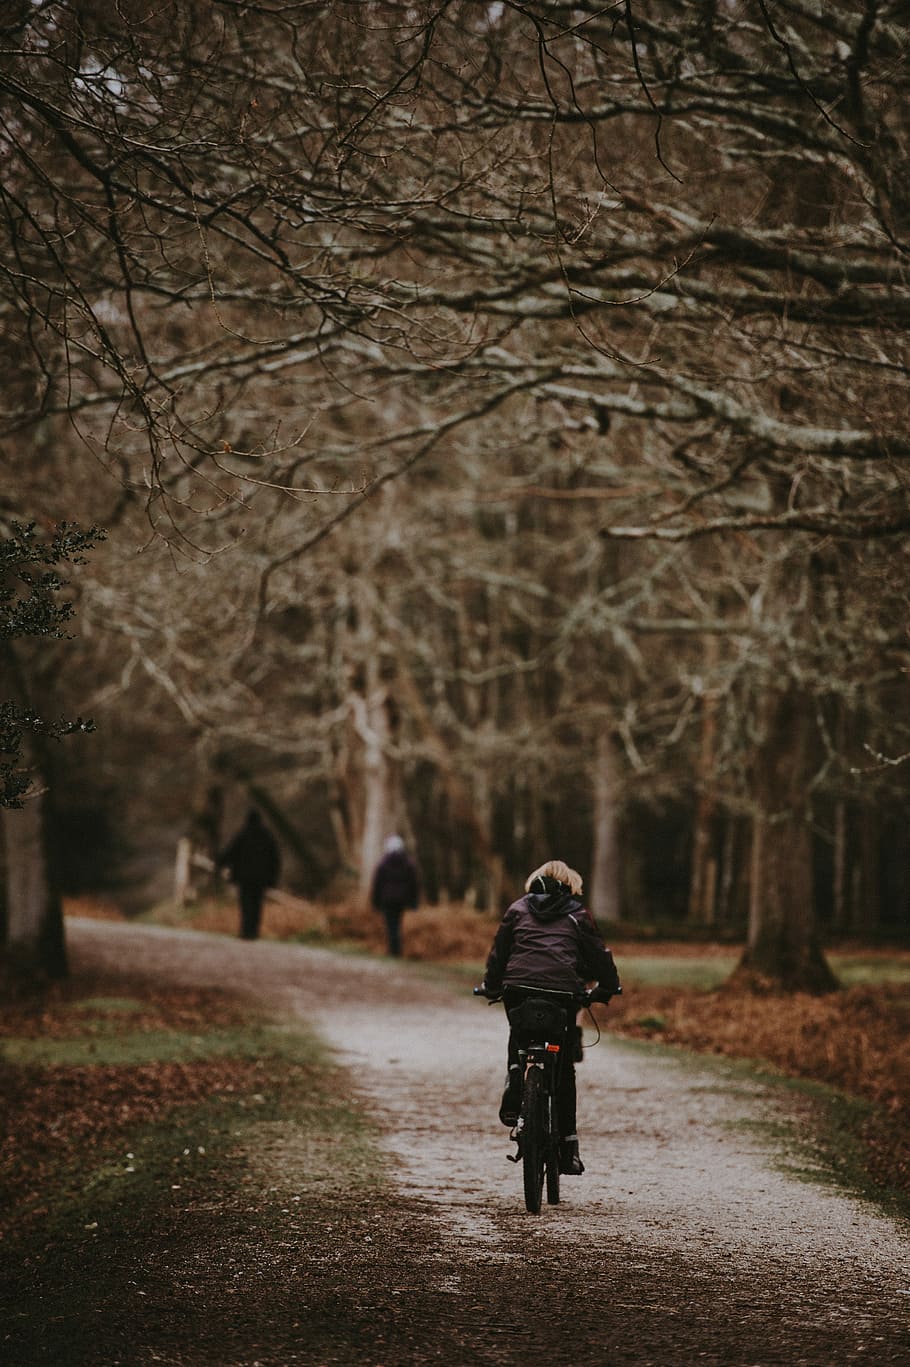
[78,893,496,960]
[606,983,910,1196]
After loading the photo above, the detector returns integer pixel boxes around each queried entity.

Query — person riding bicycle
[480,859,621,1176]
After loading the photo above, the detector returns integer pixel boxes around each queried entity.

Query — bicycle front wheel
[521,1068,545,1214]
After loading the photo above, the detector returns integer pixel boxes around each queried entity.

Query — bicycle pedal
[507,1125,523,1163]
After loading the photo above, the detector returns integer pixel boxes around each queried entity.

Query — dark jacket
[219,814,280,889]
[484,884,621,996]
[370,850,420,912]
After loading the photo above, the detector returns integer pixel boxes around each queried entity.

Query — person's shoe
[559,1136,585,1175]
[498,1067,523,1126]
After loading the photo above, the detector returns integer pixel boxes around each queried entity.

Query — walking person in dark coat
[218,809,281,940]
[370,834,420,957]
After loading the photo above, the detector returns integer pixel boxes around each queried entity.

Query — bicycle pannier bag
[507,997,567,1037]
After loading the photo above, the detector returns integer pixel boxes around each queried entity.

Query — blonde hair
[524,860,584,896]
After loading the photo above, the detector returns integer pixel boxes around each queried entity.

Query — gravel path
[69,918,910,1365]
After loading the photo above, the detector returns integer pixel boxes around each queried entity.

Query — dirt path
[68,919,910,1366]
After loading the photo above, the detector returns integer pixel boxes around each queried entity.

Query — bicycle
[474,983,614,1214]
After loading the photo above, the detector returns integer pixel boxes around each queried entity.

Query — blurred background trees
[1,0,908,986]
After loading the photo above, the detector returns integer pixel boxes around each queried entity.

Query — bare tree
[2,1,908,983]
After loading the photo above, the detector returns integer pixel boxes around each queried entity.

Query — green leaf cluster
[1,521,104,806]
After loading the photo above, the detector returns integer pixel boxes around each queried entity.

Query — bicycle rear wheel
[521,1068,545,1214]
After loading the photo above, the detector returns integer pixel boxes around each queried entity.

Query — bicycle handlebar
[473,984,619,1006]
[473,985,501,1002]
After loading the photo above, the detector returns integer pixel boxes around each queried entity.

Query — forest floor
[2,917,909,1366]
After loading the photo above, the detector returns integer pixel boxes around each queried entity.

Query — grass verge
[0,978,390,1366]
[735,1078,910,1222]
[601,983,910,1219]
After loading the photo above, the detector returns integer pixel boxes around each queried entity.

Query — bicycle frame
[515,1049,561,1210]
[506,993,574,1212]
[474,982,617,1214]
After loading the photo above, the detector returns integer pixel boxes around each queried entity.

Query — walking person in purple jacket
[370,835,420,957]
[480,859,621,1175]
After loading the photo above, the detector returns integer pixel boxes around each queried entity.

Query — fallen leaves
[606,981,910,1195]
[0,983,279,1237]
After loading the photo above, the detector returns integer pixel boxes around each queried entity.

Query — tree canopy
[2,1,909,982]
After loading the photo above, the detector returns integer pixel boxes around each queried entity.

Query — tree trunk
[736,688,837,992]
[352,676,394,900]
[187,771,225,899]
[716,816,733,927]
[589,731,620,923]
[688,770,718,926]
[832,798,848,934]
[854,807,881,935]
[174,836,193,908]
[2,779,67,984]
[688,640,719,926]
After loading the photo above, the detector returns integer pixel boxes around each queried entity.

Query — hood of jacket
[525,883,581,923]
